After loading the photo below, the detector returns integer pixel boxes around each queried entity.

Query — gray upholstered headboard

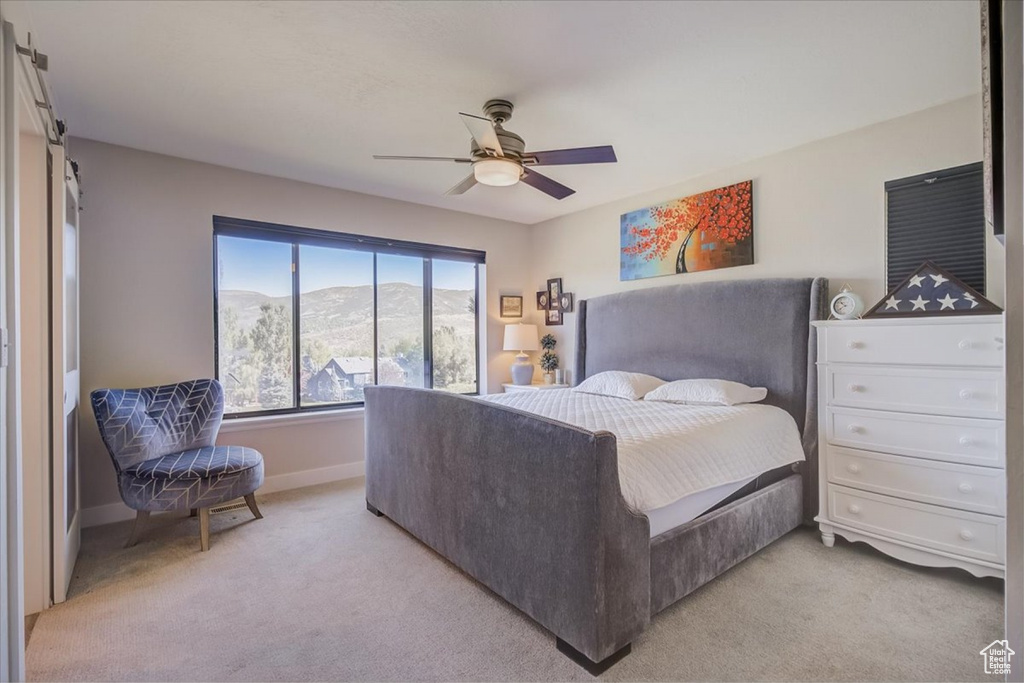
[574,277,828,522]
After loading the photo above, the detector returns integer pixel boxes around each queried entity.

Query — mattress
[645,477,756,537]
[480,388,805,516]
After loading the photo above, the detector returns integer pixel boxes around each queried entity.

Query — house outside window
[214,216,482,417]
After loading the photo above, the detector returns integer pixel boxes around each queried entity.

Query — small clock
[830,285,864,320]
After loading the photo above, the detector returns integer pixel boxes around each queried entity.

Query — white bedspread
[480,389,804,513]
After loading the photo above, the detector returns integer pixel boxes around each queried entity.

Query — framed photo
[547,278,562,309]
[546,308,563,326]
[536,291,549,310]
[558,292,574,313]
[500,295,523,318]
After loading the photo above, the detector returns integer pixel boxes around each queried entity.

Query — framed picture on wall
[558,293,574,312]
[537,291,549,310]
[547,278,562,308]
[500,295,523,318]
[546,308,563,326]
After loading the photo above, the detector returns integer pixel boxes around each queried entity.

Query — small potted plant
[539,334,558,384]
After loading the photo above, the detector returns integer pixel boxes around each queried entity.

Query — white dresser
[813,315,1005,578]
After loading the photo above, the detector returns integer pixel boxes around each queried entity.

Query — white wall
[527,97,1000,377]
[71,138,533,512]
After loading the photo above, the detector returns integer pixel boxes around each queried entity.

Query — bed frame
[365,277,827,673]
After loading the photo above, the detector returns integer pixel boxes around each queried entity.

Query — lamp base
[510,353,535,385]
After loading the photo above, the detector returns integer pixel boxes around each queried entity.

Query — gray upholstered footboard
[365,386,651,664]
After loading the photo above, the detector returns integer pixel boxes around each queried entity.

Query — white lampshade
[503,323,539,352]
[474,158,522,187]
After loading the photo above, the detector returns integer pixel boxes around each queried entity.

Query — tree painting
[619,180,753,280]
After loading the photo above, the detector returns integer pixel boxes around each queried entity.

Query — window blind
[885,162,986,294]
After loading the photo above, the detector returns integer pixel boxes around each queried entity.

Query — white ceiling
[2,0,980,225]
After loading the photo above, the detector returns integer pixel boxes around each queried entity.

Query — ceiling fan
[373,99,616,200]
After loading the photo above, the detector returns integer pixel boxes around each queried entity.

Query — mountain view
[218,282,476,412]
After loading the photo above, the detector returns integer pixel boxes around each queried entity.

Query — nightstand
[502,382,570,393]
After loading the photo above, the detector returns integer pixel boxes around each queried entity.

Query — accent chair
[91,379,264,551]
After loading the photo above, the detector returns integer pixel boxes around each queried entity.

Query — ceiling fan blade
[459,113,504,157]
[525,145,617,166]
[521,169,575,200]
[445,173,477,196]
[373,155,472,163]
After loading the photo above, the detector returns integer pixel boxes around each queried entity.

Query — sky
[217,236,477,297]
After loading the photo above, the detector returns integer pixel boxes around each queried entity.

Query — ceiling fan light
[473,158,521,187]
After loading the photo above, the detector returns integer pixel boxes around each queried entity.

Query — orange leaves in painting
[622,181,752,262]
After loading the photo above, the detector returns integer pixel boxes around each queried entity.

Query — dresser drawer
[827,407,1004,467]
[826,447,1005,515]
[829,485,1004,563]
[823,320,1003,367]
[827,366,1004,419]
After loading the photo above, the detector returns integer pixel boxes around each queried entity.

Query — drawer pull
[959,436,974,447]
[959,389,975,401]
[846,463,862,474]
[847,424,864,434]
[958,482,974,494]
[847,384,865,393]
[848,504,862,515]
[847,341,863,350]
[959,529,975,542]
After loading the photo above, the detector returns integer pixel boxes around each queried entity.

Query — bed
[364,277,827,673]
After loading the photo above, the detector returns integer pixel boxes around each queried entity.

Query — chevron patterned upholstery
[118,446,264,512]
[92,380,264,513]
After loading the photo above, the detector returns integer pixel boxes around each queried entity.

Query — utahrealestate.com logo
[980,640,1015,675]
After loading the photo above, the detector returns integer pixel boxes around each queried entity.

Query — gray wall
[72,138,533,510]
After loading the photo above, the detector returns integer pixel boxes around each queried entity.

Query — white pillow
[644,379,768,406]
[573,371,665,401]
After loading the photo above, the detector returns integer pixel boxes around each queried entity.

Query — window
[885,162,986,294]
[214,216,483,416]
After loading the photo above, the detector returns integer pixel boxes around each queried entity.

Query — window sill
[219,407,365,433]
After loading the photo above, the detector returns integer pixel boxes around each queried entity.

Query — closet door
[50,149,79,604]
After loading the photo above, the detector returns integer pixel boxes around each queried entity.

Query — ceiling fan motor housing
[482,99,514,124]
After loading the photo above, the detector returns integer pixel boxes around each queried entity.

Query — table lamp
[503,323,539,385]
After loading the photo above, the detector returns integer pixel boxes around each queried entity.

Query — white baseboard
[80,460,366,529]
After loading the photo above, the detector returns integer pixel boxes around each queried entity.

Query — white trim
[218,406,364,433]
[80,459,366,528]
[812,314,1004,328]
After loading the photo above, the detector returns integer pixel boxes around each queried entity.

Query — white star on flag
[937,294,959,310]
[908,275,926,288]
[964,292,979,308]
[884,296,901,310]
[910,296,929,311]
[930,273,949,286]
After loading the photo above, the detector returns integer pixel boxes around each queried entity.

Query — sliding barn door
[0,18,25,683]
[50,149,79,604]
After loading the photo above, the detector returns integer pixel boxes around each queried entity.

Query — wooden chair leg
[125,510,150,548]
[244,493,263,520]
[199,508,211,552]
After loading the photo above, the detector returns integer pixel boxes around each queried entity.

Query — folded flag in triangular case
[864,261,1002,318]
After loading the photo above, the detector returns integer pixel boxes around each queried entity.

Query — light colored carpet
[27,478,1003,682]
